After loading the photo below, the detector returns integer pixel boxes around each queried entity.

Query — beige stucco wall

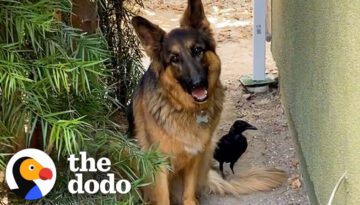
[271,1,360,204]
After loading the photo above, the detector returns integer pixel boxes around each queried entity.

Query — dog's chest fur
[143,84,223,157]
[149,100,201,152]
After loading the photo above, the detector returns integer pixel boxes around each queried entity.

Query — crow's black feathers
[214,120,257,177]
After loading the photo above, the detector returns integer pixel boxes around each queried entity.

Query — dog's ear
[180,0,210,32]
[132,16,166,59]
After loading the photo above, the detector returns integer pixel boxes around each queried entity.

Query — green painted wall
[271,1,360,204]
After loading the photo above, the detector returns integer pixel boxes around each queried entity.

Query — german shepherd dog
[129,0,286,204]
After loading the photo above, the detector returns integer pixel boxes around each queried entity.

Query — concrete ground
[141,0,310,204]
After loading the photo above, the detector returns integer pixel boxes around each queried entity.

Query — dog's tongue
[191,87,208,101]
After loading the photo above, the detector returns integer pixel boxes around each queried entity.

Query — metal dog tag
[196,110,209,124]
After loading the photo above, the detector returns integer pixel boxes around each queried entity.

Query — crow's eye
[193,46,204,57]
[170,54,180,64]
[29,165,35,171]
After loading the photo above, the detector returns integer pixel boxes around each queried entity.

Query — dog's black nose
[191,76,206,89]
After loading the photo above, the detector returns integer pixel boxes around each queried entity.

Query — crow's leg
[219,162,225,178]
[230,162,235,174]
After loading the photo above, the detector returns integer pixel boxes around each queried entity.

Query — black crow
[214,120,257,177]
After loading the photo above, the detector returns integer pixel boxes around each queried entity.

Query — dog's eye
[193,46,204,57]
[170,54,179,64]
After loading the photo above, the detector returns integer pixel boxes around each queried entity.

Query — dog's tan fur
[130,0,286,204]
[132,51,224,205]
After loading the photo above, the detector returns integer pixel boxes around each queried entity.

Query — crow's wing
[228,135,248,162]
[214,134,233,161]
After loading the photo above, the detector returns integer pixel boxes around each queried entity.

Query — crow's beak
[246,125,257,130]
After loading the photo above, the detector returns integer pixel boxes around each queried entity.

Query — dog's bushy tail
[206,168,287,196]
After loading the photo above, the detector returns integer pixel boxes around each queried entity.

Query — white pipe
[253,0,267,81]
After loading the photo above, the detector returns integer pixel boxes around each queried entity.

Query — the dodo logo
[5,148,56,200]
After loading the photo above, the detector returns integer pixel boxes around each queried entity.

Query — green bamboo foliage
[0,0,108,157]
[0,0,165,204]
[98,0,144,105]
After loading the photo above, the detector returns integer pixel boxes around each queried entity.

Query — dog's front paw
[184,198,199,205]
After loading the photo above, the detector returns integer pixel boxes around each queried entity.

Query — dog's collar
[196,110,209,124]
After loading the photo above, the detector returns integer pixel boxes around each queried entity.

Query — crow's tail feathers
[206,168,287,196]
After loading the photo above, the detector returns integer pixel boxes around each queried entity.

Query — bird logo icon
[5,149,56,200]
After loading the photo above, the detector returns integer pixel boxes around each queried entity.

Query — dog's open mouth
[191,87,208,102]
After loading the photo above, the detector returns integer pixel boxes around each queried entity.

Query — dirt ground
[141,0,310,204]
